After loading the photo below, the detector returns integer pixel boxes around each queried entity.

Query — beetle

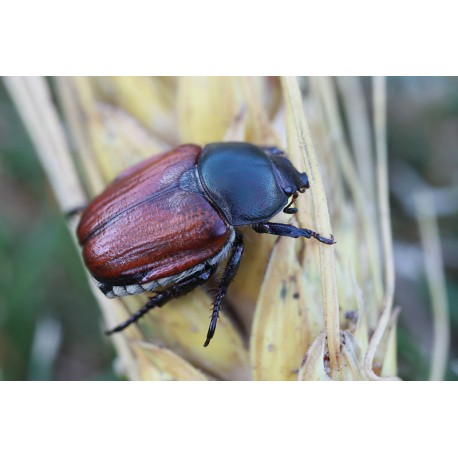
[76,142,334,346]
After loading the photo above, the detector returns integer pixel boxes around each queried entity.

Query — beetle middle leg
[204,232,244,347]
[105,264,217,335]
[252,222,335,245]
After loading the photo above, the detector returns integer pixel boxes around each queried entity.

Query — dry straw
[6,76,401,380]
[414,191,450,381]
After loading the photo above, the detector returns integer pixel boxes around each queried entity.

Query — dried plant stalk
[281,76,340,376]
[414,192,450,381]
[335,76,375,201]
[364,76,398,380]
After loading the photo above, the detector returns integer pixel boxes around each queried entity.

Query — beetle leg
[105,265,217,335]
[252,222,335,245]
[204,232,244,347]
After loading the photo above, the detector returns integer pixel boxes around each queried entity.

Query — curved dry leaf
[95,76,178,145]
[297,332,329,381]
[223,106,248,142]
[88,103,168,181]
[261,77,283,120]
[239,76,279,144]
[378,308,400,379]
[119,288,250,381]
[340,330,365,381]
[177,77,242,144]
[301,257,326,342]
[229,227,276,335]
[132,341,208,381]
[281,76,340,375]
[250,236,309,381]
[89,286,143,381]
[4,77,87,212]
[55,77,106,196]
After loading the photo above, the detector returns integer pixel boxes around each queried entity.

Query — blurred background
[0,76,457,381]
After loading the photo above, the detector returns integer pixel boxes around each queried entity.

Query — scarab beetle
[77,142,334,346]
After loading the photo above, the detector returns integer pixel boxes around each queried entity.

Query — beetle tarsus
[313,232,335,245]
[106,265,216,335]
[203,232,244,347]
[252,222,335,245]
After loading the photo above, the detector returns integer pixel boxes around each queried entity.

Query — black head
[197,142,310,226]
[271,154,309,195]
[270,154,309,215]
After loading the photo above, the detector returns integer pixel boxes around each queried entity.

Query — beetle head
[271,155,310,214]
[271,155,310,195]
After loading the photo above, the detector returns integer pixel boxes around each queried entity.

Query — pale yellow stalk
[281,76,340,376]
[414,191,450,381]
[364,76,398,380]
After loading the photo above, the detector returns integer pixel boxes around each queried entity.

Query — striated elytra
[76,142,335,346]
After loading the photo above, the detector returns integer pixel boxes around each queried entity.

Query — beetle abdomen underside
[77,145,231,286]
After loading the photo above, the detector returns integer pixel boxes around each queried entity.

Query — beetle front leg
[106,265,217,335]
[252,222,335,245]
[204,232,244,347]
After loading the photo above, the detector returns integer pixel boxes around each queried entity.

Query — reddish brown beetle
[77,142,334,346]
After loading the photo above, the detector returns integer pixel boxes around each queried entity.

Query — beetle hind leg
[204,232,244,347]
[105,264,216,335]
[105,232,245,346]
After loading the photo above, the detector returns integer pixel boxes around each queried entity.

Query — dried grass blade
[250,236,309,380]
[335,77,375,200]
[177,77,241,144]
[414,192,450,381]
[364,76,398,380]
[297,332,329,380]
[281,76,340,375]
[311,76,383,314]
[55,77,106,196]
[132,342,209,381]
[3,76,86,212]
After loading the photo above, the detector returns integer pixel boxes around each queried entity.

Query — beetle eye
[283,185,295,195]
